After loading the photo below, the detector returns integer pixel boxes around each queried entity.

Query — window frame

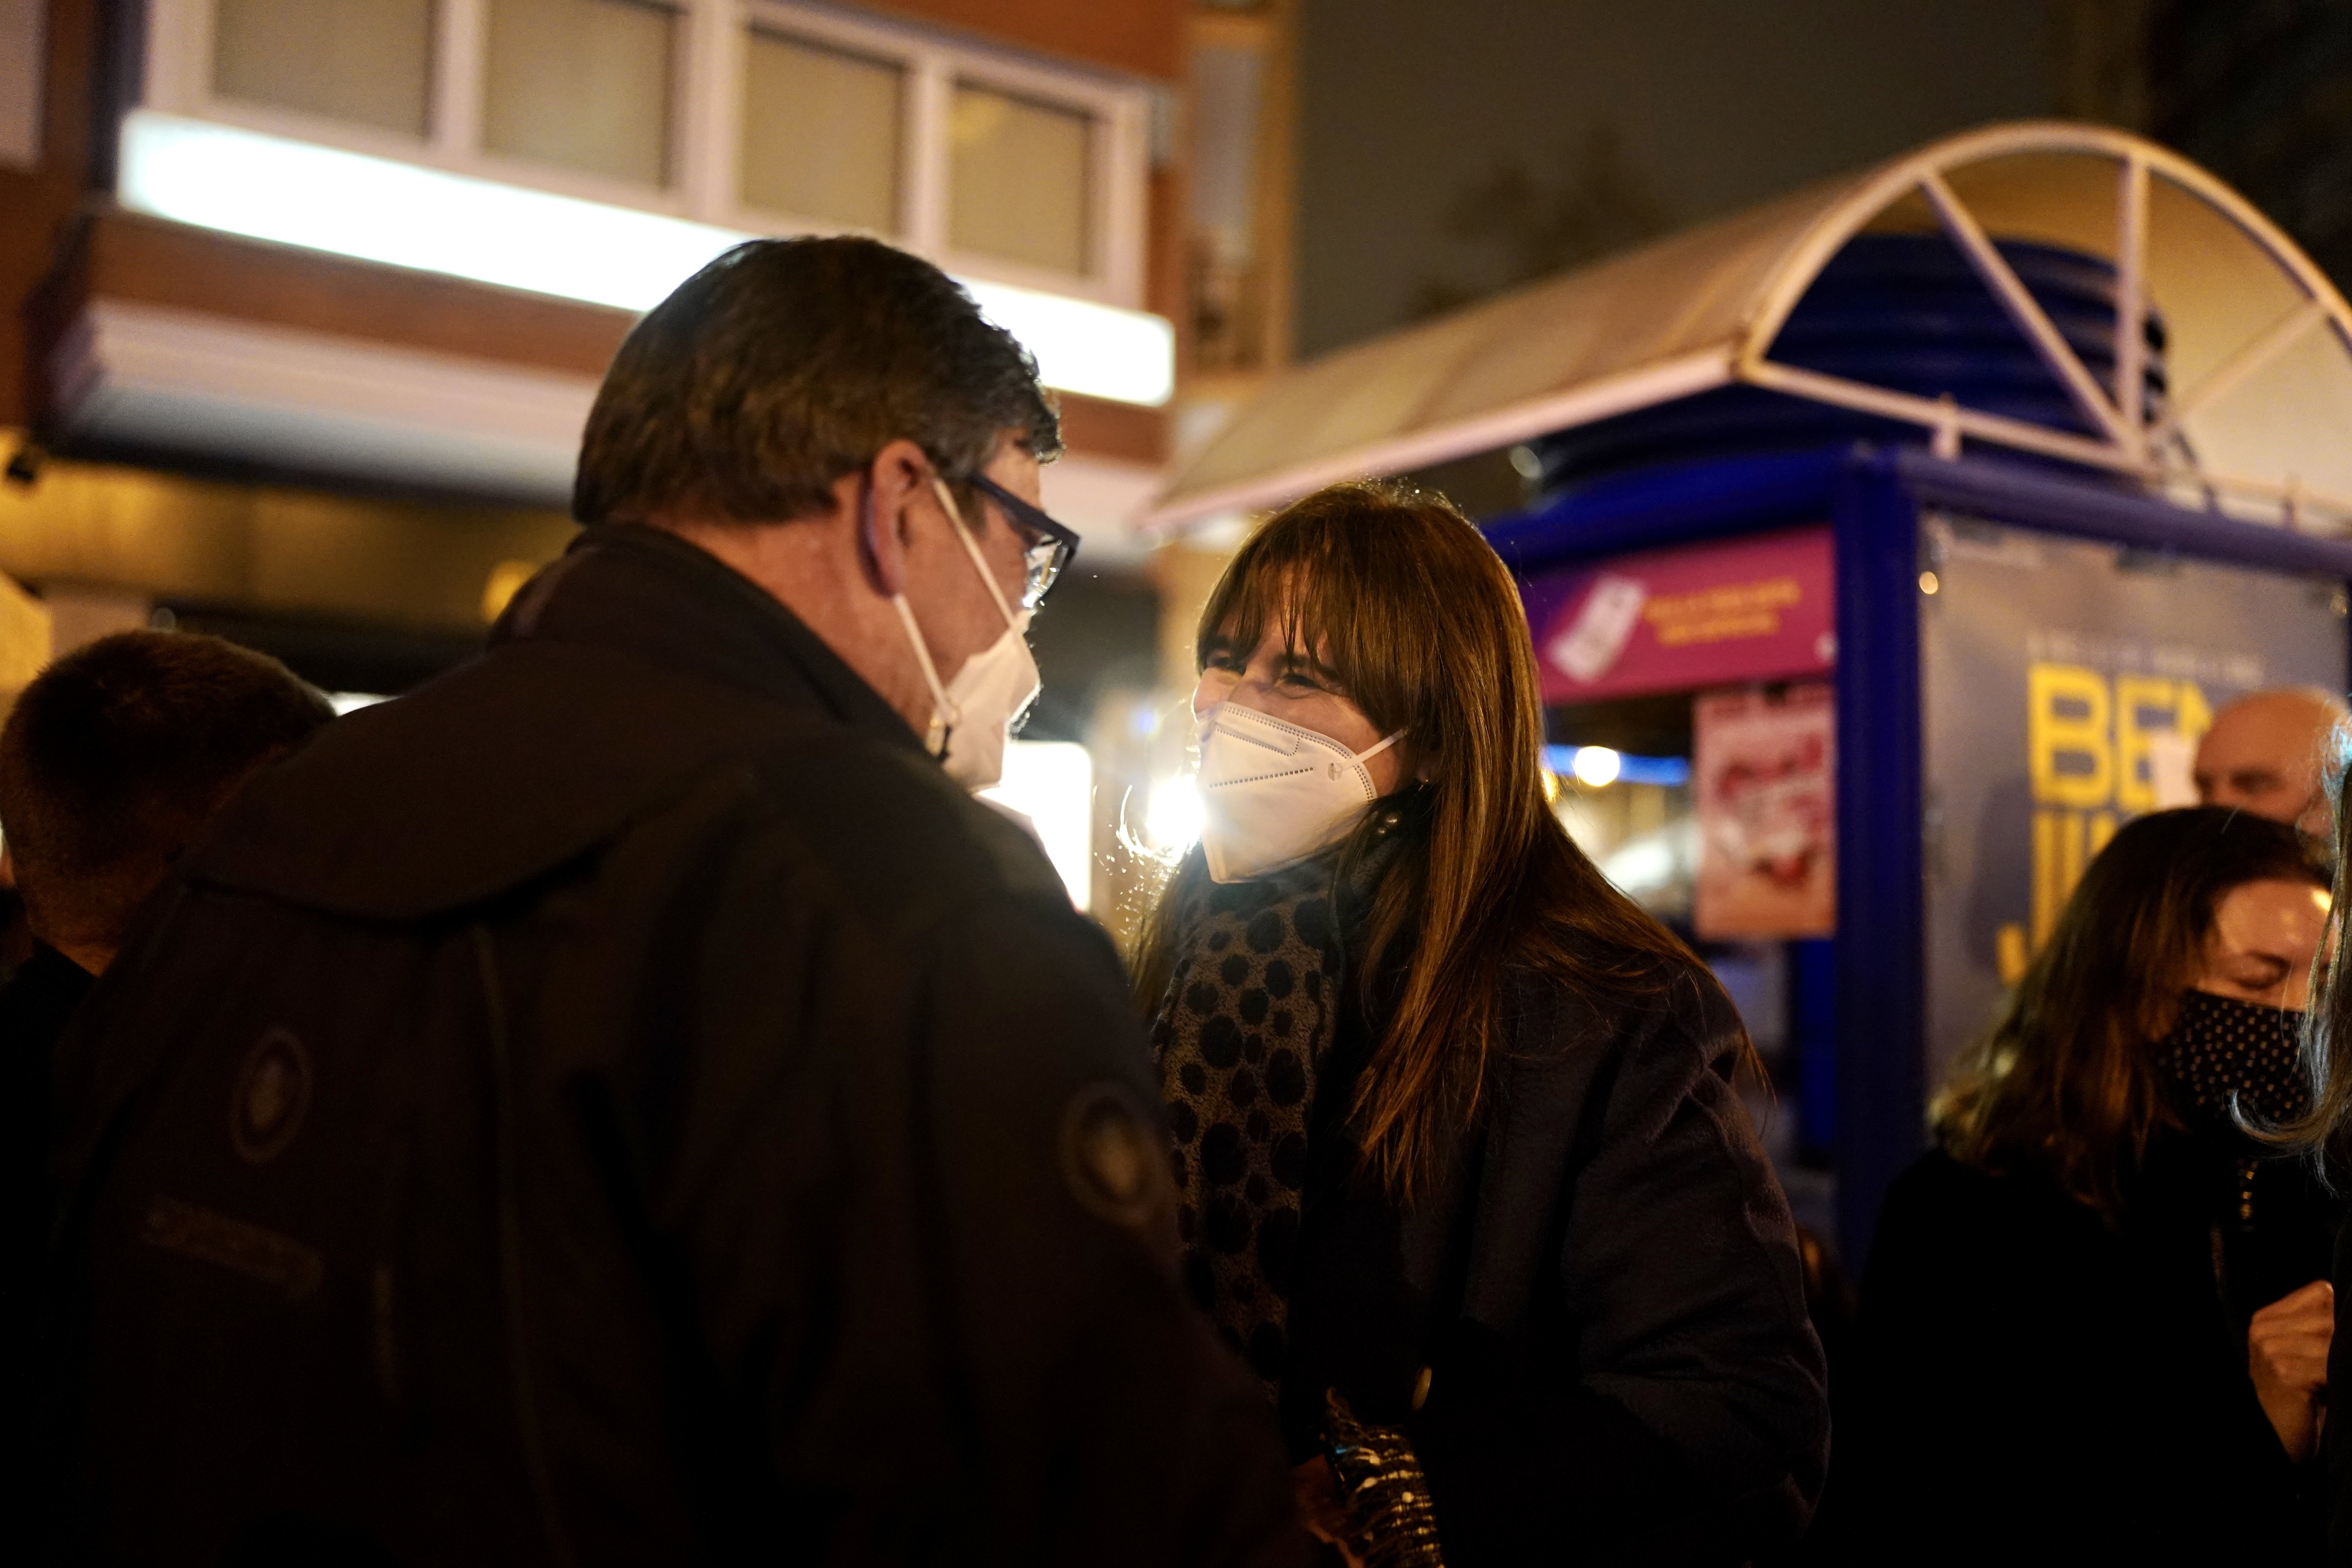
[138,0,1151,307]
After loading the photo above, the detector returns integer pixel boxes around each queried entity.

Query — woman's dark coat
[1847,1139,2335,1564]
[1275,934,1830,1565]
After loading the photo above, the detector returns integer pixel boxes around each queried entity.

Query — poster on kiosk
[1920,514,2349,1080]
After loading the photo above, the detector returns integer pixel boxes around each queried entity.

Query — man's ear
[857,438,934,597]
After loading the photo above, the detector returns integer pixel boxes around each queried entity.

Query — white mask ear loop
[892,595,958,748]
[1329,729,1406,780]
[933,478,1020,628]
[886,477,961,756]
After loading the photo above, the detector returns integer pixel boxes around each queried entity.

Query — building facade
[4,0,1299,664]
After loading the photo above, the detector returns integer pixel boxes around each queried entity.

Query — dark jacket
[1850,1142,2333,1564]
[36,526,1303,1566]
[1271,866,1829,1566]
[2,943,93,1512]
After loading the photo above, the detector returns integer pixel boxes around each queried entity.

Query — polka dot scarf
[1151,855,1348,1396]
[2154,989,2311,1132]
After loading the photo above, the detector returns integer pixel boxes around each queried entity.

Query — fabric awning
[1152,122,2352,533]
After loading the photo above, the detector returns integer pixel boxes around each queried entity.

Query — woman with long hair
[1848,806,2334,1563]
[1134,482,1828,1565]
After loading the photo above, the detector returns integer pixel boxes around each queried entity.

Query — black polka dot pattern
[1150,860,1342,1395]
[2156,989,2311,1129]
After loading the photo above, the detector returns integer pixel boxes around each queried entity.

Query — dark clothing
[1160,824,1829,1566]
[1852,1143,2333,1564]
[3,942,93,1271]
[2,943,93,1512]
[36,526,1303,1565]
[2327,1217,2352,1561]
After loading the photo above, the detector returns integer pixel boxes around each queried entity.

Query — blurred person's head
[1134,481,1707,1198]
[0,631,333,974]
[1938,807,2327,1216]
[569,236,1065,784]
[2194,687,2346,834]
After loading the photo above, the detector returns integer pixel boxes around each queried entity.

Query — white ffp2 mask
[891,479,1040,792]
[1196,703,1405,883]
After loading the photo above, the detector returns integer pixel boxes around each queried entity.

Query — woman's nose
[1191,670,1237,719]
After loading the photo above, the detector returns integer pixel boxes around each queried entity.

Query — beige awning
[1153,121,2352,532]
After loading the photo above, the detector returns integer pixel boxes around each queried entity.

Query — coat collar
[503,522,917,752]
[498,523,920,755]
[183,523,944,919]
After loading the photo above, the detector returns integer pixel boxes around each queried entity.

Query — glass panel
[739,30,901,232]
[484,0,673,188]
[213,0,434,137]
[950,82,1092,276]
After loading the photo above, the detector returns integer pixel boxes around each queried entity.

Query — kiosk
[1151,123,2352,1258]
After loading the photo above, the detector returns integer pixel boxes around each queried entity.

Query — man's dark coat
[36,527,1301,1565]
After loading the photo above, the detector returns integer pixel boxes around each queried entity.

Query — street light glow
[1145,776,1204,850]
[1572,746,1623,788]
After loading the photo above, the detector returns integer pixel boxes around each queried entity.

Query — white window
[211,0,434,136]
[739,28,902,233]
[482,0,678,189]
[136,0,1151,307]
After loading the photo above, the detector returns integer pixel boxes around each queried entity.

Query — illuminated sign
[116,111,1175,408]
[1522,525,1836,702]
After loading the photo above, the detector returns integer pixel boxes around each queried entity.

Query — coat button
[1410,1365,1433,1411]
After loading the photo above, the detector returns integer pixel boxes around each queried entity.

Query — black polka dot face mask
[2154,989,2311,1131]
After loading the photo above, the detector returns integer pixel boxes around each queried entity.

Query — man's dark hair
[575,236,1063,526]
[0,630,334,955]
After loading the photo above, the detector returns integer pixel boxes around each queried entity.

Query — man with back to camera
[0,632,333,1528]
[2194,686,2348,835]
[33,239,1311,1564]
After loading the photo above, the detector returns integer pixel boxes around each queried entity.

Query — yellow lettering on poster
[2031,808,2064,948]
[2018,667,2216,969]
[2028,663,2113,808]
[1996,922,2031,985]
[2113,676,2173,814]
[2177,680,2213,745]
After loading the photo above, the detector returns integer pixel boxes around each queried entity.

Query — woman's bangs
[1199,530,1356,675]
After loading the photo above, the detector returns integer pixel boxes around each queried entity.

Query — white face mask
[891,478,1040,792]
[1195,702,1405,883]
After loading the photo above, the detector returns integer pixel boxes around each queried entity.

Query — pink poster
[1693,682,1836,940]
[1523,526,1835,702]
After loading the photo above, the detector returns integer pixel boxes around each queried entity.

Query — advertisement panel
[1920,513,2348,1081]
[1694,682,1837,940]
[1523,526,1835,702]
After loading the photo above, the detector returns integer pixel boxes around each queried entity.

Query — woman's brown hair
[2291,722,2352,1162]
[1131,481,1699,1199]
[1937,806,2324,1216]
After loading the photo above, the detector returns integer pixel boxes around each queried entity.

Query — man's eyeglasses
[968,472,1080,608]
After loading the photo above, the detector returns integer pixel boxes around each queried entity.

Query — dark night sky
[1296,0,2059,357]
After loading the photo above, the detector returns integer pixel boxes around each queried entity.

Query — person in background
[2196,686,2347,835]
[1849,807,2334,1564]
[31,237,1308,1566]
[0,629,332,1539]
[0,627,332,1188]
[1133,482,1828,1566]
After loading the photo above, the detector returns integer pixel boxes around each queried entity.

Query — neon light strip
[116,111,1174,407]
[1540,746,1691,788]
